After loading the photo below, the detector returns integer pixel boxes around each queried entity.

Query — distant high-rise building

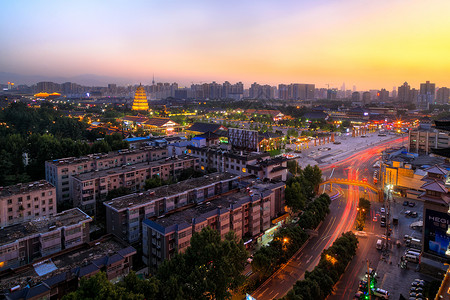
[36,81,61,93]
[277,83,314,100]
[377,89,389,101]
[418,81,436,109]
[436,87,450,104]
[362,92,371,104]
[327,89,337,100]
[398,82,411,103]
[249,83,274,99]
[351,92,360,102]
[391,87,397,99]
[131,84,149,111]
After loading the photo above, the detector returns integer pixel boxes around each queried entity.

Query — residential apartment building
[72,155,198,216]
[142,181,285,270]
[0,208,91,271]
[104,173,240,244]
[187,145,288,181]
[45,147,168,204]
[2,238,135,300]
[0,180,56,228]
[408,128,450,155]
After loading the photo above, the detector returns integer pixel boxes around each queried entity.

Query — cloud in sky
[1,0,450,89]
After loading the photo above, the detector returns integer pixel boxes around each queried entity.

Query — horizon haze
[2,0,450,89]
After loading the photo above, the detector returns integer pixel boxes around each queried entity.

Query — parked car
[405,210,412,216]
[373,288,389,299]
[411,212,418,218]
[403,201,409,206]
[409,202,416,207]
[380,207,386,213]
[354,291,364,299]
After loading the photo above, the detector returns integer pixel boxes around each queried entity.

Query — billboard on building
[424,209,450,258]
[228,128,259,152]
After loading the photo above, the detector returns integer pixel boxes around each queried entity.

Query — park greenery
[282,231,359,300]
[0,102,128,186]
[63,227,247,300]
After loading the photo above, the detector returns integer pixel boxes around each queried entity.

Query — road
[250,136,407,300]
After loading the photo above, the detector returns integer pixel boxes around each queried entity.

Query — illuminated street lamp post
[282,237,289,251]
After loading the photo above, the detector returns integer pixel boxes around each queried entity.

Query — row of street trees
[251,194,331,280]
[64,227,247,300]
[282,232,359,300]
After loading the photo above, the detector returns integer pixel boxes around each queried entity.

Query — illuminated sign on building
[424,209,450,258]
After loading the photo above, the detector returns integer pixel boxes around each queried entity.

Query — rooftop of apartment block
[72,155,196,181]
[187,144,270,161]
[46,146,167,166]
[0,236,135,292]
[147,181,283,233]
[0,180,55,198]
[105,172,239,211]
[148,190,254,233]
[0,208,92,246]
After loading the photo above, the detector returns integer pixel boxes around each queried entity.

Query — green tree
[156,227,247,300]
[287,160,300,175]
[118,271,160,299]
[63,272,135,300]
[285,182,306,212]
[286,128,299,138]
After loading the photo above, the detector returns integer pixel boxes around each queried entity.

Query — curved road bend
[250,137,406,300]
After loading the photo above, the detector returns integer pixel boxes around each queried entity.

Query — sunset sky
[2,0,450,90]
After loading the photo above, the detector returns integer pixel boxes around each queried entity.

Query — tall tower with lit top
[131,83,149,111]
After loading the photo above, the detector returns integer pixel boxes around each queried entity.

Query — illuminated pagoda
[131,84,149,111]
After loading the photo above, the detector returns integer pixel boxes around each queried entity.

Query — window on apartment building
[27,203,31,208]
[35,205,39,209]
[42,200,45,205]
[27,212,31,216]
[8,216,13,220]
[18,197,22,202]
[49,199,53,204]
[49,206,53,211]
[49,191,52,196]
[35,213,39,216]
[42,208,46,212]
[7,199,12,204]
[34,197,38,201]
[8,207,12,212]
[27,195,30,200]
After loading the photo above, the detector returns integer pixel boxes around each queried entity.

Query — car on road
[380,207,385,213]
[333,141,341,145]
[403,200,409,206]
[373,216,377,222]
[380,221,386,227]
[372,288,389,299]
[362,177,368,183]
[409,202,416,207]
[411,212,418,218]
[405,210,412,216]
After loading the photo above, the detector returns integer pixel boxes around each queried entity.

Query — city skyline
[2,0,450,90]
